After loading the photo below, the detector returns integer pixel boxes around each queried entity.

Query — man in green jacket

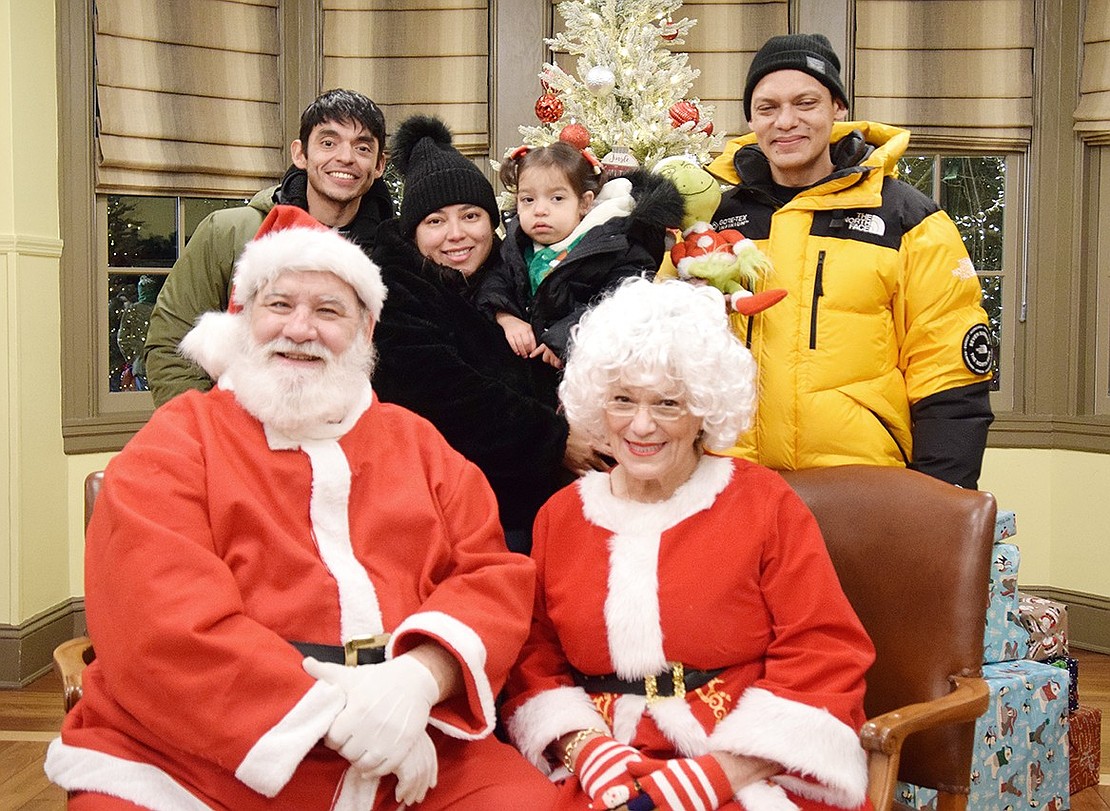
[143,88,395,406]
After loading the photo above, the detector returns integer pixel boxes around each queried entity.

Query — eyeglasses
[604,397,688,422]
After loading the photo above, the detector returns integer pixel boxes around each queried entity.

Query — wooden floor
[1,650,1108,810]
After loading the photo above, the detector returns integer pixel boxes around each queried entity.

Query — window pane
[107,195,178,268]
[184,197,250,244]
[109,272,166,392]
[939,156,1006,272]
[979,274,1003,391]
[897,156,934,196]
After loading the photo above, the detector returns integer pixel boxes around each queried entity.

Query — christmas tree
[517,0,721,172]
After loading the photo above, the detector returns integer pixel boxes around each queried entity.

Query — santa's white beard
[226,322,375,436]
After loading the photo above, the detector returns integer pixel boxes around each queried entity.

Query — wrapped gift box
[995,509,1017,541]
[983,543,1030,662]
[1018,592,1069,660]
[1043,655,1079,713]
[969,660,1070,809]
[902,660,1070,808]
[1068,704,1101,794]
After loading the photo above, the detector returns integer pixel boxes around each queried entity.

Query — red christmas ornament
[559,122,591,150]
[699,121,714,136]
[535,93,564,124]
[668,100,700,128]
[660,16,679,41]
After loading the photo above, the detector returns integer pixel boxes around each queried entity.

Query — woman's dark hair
[500,142,606,200]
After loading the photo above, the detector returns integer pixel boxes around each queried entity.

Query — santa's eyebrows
[262,288,357,312]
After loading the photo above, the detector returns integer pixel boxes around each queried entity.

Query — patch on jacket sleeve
[962,324,994,375]
[951,257,978,280]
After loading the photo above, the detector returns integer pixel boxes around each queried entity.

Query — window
[60,0,316,452]
[62,1,500,452]
[896,152,1024,412]
[104,195,247,394]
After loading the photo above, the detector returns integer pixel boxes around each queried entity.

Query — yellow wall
[981,447,1110,596]
[0,0,112,628]
[0,0,66,627]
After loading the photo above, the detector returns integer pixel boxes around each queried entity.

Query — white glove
[393,731,438,806]
[303,654,439,777]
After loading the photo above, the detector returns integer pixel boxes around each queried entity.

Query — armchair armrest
[53,636,95,713]
[860,676,990,811]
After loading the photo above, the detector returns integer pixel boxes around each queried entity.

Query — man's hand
[392,731,438,806]
[303,654,439,777]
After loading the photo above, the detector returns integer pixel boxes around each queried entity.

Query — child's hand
[495,312,537,357]
[530,343,564,369]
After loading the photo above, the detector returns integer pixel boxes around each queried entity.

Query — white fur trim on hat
[178,310,242,381]
[232,226,386,320]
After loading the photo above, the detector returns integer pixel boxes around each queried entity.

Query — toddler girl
[476,142,683,377]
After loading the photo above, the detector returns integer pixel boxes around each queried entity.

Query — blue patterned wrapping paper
[994,510,1017,541]
[970,660,1070,809]
[899,660,1071,810]
[983,542,1031,663]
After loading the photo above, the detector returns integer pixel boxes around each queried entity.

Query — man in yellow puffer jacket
[707,33,994,488]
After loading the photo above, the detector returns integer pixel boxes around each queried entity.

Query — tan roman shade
[855,0,1034,142]
[1075,0,1110,144]
[93,0,286,195]
[551,0,787,140]
[322,0,490,157]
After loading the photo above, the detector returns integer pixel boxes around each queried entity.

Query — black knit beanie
[743,33,848,120]
[390,115,500,236]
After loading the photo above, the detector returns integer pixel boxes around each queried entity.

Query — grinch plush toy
[654,157,786,316]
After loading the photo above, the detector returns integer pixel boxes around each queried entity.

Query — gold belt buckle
[343,633,390,667]
[644,662,685,705]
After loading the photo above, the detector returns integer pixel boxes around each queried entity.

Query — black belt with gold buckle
[573,663,725,704]
[290,634,390,667]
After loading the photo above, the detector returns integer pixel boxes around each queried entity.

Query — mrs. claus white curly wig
[559,278,758,451]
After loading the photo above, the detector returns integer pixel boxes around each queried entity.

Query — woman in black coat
[371,116,606,552]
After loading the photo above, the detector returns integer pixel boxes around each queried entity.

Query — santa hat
[228,205,386,319]
[179,205,387,380]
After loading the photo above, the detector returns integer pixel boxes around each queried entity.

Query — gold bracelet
[562,727,604,774]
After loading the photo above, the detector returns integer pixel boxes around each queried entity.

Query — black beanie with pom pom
[391,115,500,236]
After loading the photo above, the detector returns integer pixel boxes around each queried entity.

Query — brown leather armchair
[782,465,996,811]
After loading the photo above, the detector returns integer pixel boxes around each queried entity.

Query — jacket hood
[706,120,910,187]
[247,184,278,213]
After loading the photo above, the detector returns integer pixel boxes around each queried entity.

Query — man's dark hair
[298,88,387,153]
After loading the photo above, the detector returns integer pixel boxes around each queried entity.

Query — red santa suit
[45,380,553,810]
[502,456,876,811]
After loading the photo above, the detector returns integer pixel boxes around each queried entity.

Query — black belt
[291,634,389,667]
[573,663,725,703]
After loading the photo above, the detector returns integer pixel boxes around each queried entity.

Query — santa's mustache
[261,338,334,363]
